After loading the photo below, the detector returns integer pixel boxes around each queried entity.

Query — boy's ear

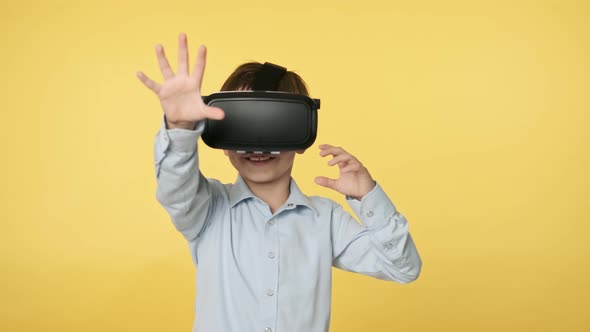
[296,149,305,155]
[223,150,229,156]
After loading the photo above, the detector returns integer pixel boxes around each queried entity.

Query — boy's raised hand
[136,33,225,129]
[315,144,376,200]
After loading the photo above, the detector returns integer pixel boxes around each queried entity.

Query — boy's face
[224,150,303,184]
[223,87,305,184]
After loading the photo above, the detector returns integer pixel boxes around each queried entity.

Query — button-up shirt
[153,116,422,332]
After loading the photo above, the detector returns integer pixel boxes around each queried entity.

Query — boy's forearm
[345,183,422,282]
[154,116,212,241]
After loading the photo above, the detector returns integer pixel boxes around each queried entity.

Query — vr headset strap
[251,62,287,91]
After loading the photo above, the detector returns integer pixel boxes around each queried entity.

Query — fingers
[319,144,360,171]
[319,144,346,157]
[155,44,175,80]
[177,33,189,75]
[340,162,363,173]
[327,153,351,167]
[331,155,361,173]
[203,106,225,120]
[191,44,207,90]
[314,176,337,190]
[136,71,161,94]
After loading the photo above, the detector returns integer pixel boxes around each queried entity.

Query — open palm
[136,33,224,129]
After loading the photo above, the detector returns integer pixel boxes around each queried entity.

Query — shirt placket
[260,213,280,332]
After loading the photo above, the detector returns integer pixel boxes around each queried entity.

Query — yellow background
[1,0,588,331]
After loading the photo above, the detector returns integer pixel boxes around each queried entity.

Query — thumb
[204,106,225,120]
[315,176,337,190]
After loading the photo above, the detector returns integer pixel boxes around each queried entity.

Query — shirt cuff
[346,182,398,229]
[162,114,205,153]
[154,114,170,165]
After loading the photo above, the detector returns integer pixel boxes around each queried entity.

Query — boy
[137,33,422,332]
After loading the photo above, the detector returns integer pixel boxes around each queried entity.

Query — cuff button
[366,210,374,217]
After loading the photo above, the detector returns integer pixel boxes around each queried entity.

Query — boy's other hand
[315,144,376,200]
[136,32,225,130]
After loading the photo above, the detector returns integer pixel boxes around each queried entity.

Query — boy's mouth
[243,155,277,165]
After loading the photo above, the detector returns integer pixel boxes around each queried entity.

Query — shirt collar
[287,178,318,216]
[229,175,256,207]
[229,175,318,216]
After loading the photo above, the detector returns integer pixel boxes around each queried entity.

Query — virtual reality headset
[201,62,320,153]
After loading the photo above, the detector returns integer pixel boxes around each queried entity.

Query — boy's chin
[241,173,278,184]
[240,171,288,185]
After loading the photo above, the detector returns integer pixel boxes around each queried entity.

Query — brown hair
[220,62,310,96]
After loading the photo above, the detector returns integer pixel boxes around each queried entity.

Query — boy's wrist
[164,114,197,130]
[346,180,377,201]
[166,120,197,130]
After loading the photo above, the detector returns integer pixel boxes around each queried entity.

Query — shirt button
[385,241,394,250]
[268,251,275,259]
[266,289,274,296]
[268,220,275,226]
[367,210,374,217]
[265,328,272,332]
[287,203,294,208]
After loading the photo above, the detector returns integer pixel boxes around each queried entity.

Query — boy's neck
[241,173,291,214]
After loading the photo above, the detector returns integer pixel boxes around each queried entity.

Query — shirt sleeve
[331,182,422,283]
[154,114,214,242]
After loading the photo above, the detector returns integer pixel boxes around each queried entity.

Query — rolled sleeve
[154,114,204,177]
[342,182,422,282]
[347,182,397,229]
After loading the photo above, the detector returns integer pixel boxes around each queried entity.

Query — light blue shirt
[153,116,422,332]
